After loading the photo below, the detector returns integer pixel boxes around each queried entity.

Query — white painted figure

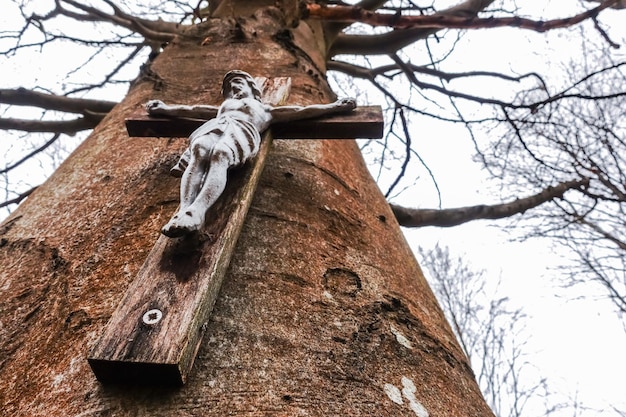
[146,70,356,238]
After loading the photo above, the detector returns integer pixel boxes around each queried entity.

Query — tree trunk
[0,4,493,416]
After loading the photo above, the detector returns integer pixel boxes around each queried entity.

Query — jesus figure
[146,70,356,238]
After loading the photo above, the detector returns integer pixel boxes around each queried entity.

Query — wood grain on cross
[88,78,383,385]
[126,107,383,139]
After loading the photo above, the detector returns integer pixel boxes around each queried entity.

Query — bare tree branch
[391,178,589,227]
[327,0,622,56]
[576,216,626,251]
[328,59,547,86]
[321,0,390,48]
[0,116,101,134]
[0,134,61,175]
[0,186,37,209]
[0,89,116,114]
[586,0,626,9]
[309,1,621,32]
[50,0,179,42]
[328,0,496,56]
[385,107,412,197]
[64,44,145,95]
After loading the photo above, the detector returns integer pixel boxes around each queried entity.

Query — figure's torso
[217,98,272,132]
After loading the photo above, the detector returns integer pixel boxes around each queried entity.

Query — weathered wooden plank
[125,105,384,139]
[88,78,290,385]
[87,131,273,385]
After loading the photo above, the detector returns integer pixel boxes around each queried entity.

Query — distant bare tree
[475,40,626,321]
[418,244,626,417]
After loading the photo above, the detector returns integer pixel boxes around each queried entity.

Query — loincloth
[171,115,262,176]
[189,115,261,166]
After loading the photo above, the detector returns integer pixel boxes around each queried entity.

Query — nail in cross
[88,71,383,385]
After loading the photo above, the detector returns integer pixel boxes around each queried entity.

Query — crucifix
[88,71,383,385]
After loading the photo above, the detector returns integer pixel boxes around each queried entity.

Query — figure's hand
[146,99,167,114]
[337,98,357,110]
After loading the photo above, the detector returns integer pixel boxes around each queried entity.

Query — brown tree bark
[0,3,494,416]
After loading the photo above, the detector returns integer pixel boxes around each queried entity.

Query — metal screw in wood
[142,309,163,325]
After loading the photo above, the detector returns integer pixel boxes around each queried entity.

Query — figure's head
[221,70,262,101]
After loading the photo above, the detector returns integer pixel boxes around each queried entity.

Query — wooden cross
[87,77,383,385]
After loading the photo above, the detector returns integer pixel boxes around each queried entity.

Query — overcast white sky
[401,6,626,414]
[334,2,626,414]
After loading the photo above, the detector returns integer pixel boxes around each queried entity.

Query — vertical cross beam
[88,137,272,385]
[88,78,291,385]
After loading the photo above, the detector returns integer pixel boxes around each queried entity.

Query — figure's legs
[178,142,210,210]
[183,149,230,221]
[162,139,232,237]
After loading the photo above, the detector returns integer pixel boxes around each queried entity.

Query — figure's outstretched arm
[146,100,219,119]
[269,98,356,123]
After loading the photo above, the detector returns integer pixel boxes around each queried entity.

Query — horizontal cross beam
[125,106,384,139]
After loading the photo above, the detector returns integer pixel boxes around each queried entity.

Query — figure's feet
[161,209,204,238]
